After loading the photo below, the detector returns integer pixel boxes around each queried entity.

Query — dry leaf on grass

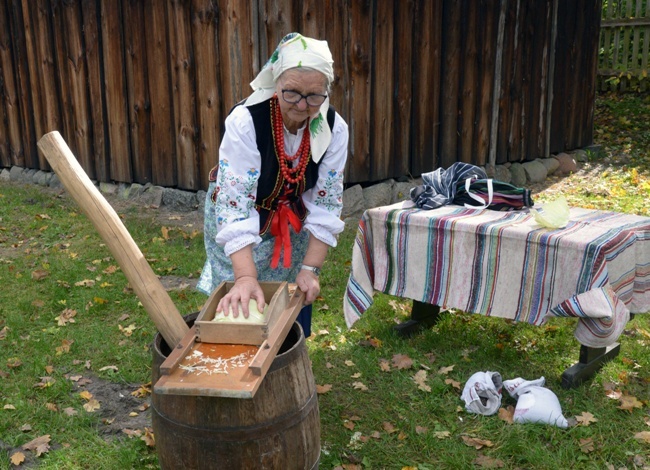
[438,365,455,375]
[445,378,461,390]
[379,359,391,372]
[433,431,451,439]
[382,422,397,434]
[579,438,595,453]
[21,434,51,456]
[10,451,25,465]
[461,435,494,450]
[413,370,431,392]
[498,406,515,424]
[473,453,505,468]
[618,395,643,412]
[317,384,333,394]
[352,382,368,391]
[575,411,598,426]
[392,354,413,370]
[634,431,650,444]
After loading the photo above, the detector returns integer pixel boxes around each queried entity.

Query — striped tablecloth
[344,202,650,347]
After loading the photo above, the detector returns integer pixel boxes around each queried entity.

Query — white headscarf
[244,33,334,163]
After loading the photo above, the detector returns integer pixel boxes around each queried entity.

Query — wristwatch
[300,265,321,276]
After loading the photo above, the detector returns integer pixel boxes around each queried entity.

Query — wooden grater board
[153,288,305,398]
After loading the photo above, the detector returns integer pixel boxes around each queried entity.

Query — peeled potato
[211,299,266,324]
[529,196,570,229]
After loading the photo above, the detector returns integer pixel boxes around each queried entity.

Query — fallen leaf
[461,435,493,450]
[0,326,7,340]
[55,308,77,326]
[382,422,397,434]
[83,399,100,412]
[415,426,428,434]
[391,354,413,370]
[31,269,49,281]
[351,372,362,378]
[74,279,95,287]
[45,403,58,412]
[438,365,455,375]
[141,427,155,447]
[618,395,643,412]
[122,428,143,438]
[10,451,25,465]
[579,438,595,453]
[79,390,93,401]
[634,431,650,444]
[413,370,431,392]
[6,357,22,368]
[21,434,51,456]
[34,376,55,389]
[433,430,451,439]
[344,421,355,430]
[379,359,391,372]
[131,383,151,398]
[352,382,368,391]
[63,407,78,416]
[316,384,333,394]
[19,424,32,432]
[119,324,137,337]
[344,360,356,367]
[498,406,515,424]
[445,378,461,390]
[4,404,15,410]
[99,365,119,372]
[55,339,74,355]
[473,453,505,468]
[575,411,598,426]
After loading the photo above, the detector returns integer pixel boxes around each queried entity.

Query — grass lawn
[1,91,649,469]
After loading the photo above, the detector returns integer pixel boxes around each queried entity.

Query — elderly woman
[197,33,349,337]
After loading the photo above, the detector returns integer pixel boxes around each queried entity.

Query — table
[344,202,650,387]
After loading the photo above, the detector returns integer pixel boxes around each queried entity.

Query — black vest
[229,99,336,235]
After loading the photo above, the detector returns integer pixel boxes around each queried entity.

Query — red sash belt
[270,201,302,269]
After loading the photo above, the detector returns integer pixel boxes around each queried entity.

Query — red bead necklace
[271,95,310,185]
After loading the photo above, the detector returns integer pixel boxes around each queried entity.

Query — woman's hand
[296,269,320,305]
[216,275,266,318]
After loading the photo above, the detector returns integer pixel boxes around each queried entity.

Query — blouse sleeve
[212,106,263,256]
[302,112,349,247]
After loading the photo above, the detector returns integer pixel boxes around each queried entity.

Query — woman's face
[276,69,328,131]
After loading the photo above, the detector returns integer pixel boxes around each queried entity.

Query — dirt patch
[70,373,152,436]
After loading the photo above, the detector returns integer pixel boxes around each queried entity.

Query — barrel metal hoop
[152,390,318,441]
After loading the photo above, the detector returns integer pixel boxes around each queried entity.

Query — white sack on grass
[503,376,568,428]
[461,371,503,416]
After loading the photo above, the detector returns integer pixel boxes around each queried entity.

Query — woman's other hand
[296,269,320,305]
[216,275,266,318]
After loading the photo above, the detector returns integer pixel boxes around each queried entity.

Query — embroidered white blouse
[213,105,349,257]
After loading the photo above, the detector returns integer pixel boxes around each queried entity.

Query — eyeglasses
[281,89,327,107]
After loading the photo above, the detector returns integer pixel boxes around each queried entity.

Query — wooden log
[37,131,189,349]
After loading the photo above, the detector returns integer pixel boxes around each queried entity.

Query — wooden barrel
[151,314,320,469]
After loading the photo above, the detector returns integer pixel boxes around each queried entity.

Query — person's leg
[295,304,313,338]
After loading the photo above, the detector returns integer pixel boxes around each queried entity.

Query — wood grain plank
[144,0,176,187]
[101,1,132,182]
[0,0,23,166]
[168,0,198,190]
[123,0,152,185]
[439,0,461,168]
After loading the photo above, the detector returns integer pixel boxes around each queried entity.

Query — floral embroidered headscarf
[244,33,334,163]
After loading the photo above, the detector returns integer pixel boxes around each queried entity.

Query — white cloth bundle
[461,371,503,415]
[503,376,568,428]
